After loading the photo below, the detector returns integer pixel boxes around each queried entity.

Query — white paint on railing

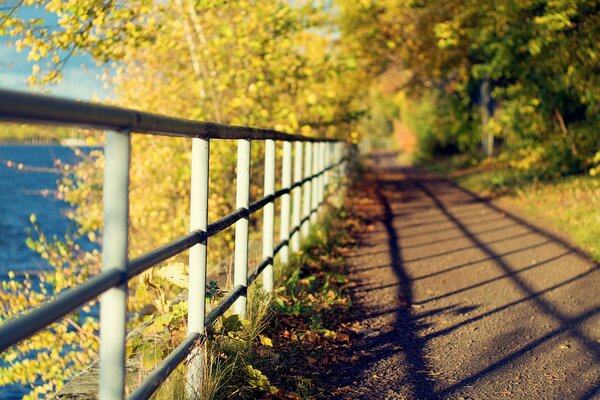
[291,141,303,251]
[311,142,320,224]
[262,139,276,293]
[319,142,326,204]
[336,142,343,183]
[234,138,251,317]
[99,129,130,400]
[279,141,292,263]
[302,142,313,237]
[324,142,331,189]
[186,137,210,394]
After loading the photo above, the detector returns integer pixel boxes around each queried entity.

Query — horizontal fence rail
[0,89,348,399]
[0,89,338,142]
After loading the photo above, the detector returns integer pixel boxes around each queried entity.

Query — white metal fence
[0,89,348,399]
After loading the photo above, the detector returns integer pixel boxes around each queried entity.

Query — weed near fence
[132,197,359,399]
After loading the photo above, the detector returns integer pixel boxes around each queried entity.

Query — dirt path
[330,154,600,399]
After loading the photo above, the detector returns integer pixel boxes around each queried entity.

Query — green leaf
[221,314,242,333]
[25,237,35,250]
[141,347,164,371]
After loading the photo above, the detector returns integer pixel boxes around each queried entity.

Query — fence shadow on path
[337,155,600,399]
[332,168,442,399]
[372,179,439,398]
[410,174,600,399]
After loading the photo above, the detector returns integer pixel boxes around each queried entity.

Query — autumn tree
[338,0,600,171]
[0,1,363,397]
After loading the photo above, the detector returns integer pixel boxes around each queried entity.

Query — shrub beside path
[329,153,600,399]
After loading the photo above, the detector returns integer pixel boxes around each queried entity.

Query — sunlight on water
[0,145,95,398]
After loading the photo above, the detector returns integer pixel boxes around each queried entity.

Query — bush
[400,91,480,161]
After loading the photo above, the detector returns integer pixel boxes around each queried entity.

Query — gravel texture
[329,154,600,400]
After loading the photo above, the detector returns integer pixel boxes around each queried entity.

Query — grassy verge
[256,205,361,399]
[143,195,361,399]
[425,157,600,260]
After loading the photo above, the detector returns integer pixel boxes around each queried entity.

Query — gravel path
[331,154,600,399]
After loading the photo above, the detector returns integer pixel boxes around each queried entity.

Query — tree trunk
[480,78,493,158]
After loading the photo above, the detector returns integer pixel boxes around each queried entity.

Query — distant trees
[339,0,600,175]
[0,124,87,142]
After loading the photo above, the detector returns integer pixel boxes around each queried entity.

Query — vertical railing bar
[291,141,303,250]
[336,142,343,187]
[279,141,292,264]
[333,142,339,187]
[344,143,350,178]
[301,142,312,237]
[327,142,336,191]
[324,142,332,193]
[186,137,210,395]
[99,129,130,400]
[316,142,322,207]
[319,142,325,204]
[234,138,251,317]
[310,141,319,224]
[262,139,276,293]
[323,142,329,191]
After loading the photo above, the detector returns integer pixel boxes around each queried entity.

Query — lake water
[0,145,93,398]
[0,145,84,275]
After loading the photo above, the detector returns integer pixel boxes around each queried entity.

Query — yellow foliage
[1,0,364,396]
[509,146,547,171]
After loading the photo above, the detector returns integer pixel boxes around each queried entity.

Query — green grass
[144,284,274,400]
[143,197,356,399]
[252,204,356,398]
[501,176,600,260]
[426,157,600,260]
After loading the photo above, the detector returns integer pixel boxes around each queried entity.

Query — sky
[0,44,110,100]
[0,4,110,101]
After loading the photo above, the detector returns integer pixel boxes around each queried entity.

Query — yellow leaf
[259,334,273,347]
[156,262,188,288]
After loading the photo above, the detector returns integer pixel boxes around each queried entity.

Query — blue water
[0,145,83,274]
[0,145,95,398]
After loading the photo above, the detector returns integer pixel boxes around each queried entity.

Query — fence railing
[0,89,348,399]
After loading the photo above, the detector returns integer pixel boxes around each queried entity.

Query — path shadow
[405,170,600,399]
[372,180,438,397]
[337,159,600,399]
[333,174,441,399]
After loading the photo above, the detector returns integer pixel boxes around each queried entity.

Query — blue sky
[0,5,110,101]
[0,44,110,100]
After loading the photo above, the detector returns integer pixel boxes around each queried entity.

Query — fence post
[316,142,322,206]
[262,139,276,293]
[319,142,326,204]
[344,143,351,178]
[336,142,343,186]
[186,137,209,395]
[311,141,319,223]
[301,142,312,237]
[99,129,130,400]
[234,138,251,317]
[324,142,331,192]
[279,141,292,264]
[291,141,303,250]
